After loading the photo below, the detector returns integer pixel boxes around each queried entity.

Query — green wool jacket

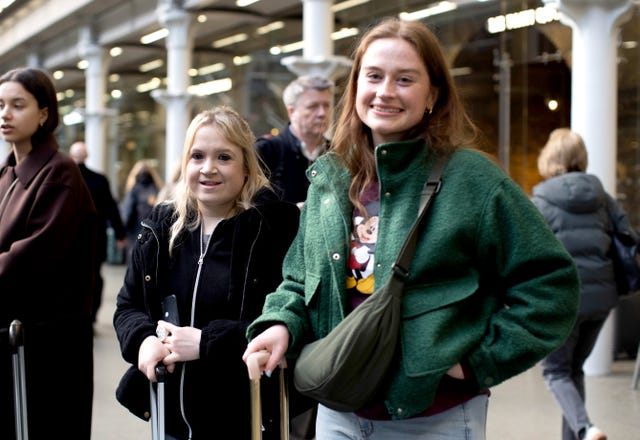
[248,140,579,419]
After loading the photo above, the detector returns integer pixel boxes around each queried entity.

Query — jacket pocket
[400,276,482,377]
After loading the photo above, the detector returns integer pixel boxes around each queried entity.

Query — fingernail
[265,370,272,378]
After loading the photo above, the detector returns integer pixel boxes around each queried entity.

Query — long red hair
[331,17,479,213]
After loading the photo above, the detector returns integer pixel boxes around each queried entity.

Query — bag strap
[392,155,449,281]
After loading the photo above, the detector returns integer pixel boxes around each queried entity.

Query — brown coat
[0,135,98,439]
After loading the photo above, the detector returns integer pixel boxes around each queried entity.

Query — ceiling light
[111,90,122,99]
[141,28,169,45]
[136,77,163,93]
[331,27,359,41]
[274,40,304,54]
[256,21,284,35]
[399,2,457,21]
[233,55,252,66]
[332,0,370,13]
[198,63,225,75]
[110,47,123,57]
[139,59,164,73]
[236,0,259,6]
[197,14,207,23]
[212,33,248,49]
[63,110,84,126]
[188,78,232,96]
[52,70,64,80]
[487,6,559,34]
[77,60,89,70]
[450,66,472,76]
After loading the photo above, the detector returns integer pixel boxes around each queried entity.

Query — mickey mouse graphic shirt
[347,183,380,311]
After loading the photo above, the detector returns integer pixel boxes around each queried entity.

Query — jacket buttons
[381,149,388,155]
[332,253,340,261]
[144,275,151,282]
[137,233,143,240]
[310,170,318,177]
[384,192,391,198]
[143,411,150,419]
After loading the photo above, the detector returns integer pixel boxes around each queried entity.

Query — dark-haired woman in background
[0,67,97,439]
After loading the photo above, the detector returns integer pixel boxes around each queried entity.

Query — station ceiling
[0,0,493,97]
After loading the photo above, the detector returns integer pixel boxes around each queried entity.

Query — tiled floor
[93,264,640,439]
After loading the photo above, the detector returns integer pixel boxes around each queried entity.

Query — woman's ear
[39,107,49,126]
[428,88,440,112]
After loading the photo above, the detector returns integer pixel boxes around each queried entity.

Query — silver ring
[156,325,168,342]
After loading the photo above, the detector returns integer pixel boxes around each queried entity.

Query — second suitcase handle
[150,364,167,440]
[246,351,289,440]
[10,320,28,440]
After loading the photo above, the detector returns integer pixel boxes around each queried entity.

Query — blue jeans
[315,395,488,440]
[541,313,607,440]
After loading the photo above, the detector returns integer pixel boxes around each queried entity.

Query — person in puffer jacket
[532,127,636,440]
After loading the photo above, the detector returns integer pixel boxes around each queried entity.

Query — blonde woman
[114,106,300,439]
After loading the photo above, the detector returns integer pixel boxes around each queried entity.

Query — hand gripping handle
[246,351,289,440]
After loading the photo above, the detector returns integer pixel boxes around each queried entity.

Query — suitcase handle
[9,319,24,354]
[10,320,28,440]
[155,364,167,383]
[150,363,167,440]
[246,351,289,440]
[246,350,271,380]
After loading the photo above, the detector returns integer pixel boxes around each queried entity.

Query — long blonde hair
[168,106,270,254]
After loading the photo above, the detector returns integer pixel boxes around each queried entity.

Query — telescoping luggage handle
[246,350,289,440]
[150,364,167,440]
[10,319,29,440]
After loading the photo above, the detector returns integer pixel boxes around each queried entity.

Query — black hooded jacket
[113,189,300,439]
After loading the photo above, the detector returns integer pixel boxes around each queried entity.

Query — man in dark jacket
[70,141,127,324]
[256,76,333,208]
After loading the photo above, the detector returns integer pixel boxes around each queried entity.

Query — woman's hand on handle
[242,324,290,375]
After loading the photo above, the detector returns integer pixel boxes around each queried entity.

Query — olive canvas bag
[293,156,448,412]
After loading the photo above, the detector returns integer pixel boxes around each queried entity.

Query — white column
[79,27,110,172]
[543,0,633,376]
[151,0,194,182]
[281,0,351,80]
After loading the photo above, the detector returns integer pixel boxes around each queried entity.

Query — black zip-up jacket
[113,189,300,439]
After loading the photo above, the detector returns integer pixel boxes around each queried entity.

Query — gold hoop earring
[425,107,433,116]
